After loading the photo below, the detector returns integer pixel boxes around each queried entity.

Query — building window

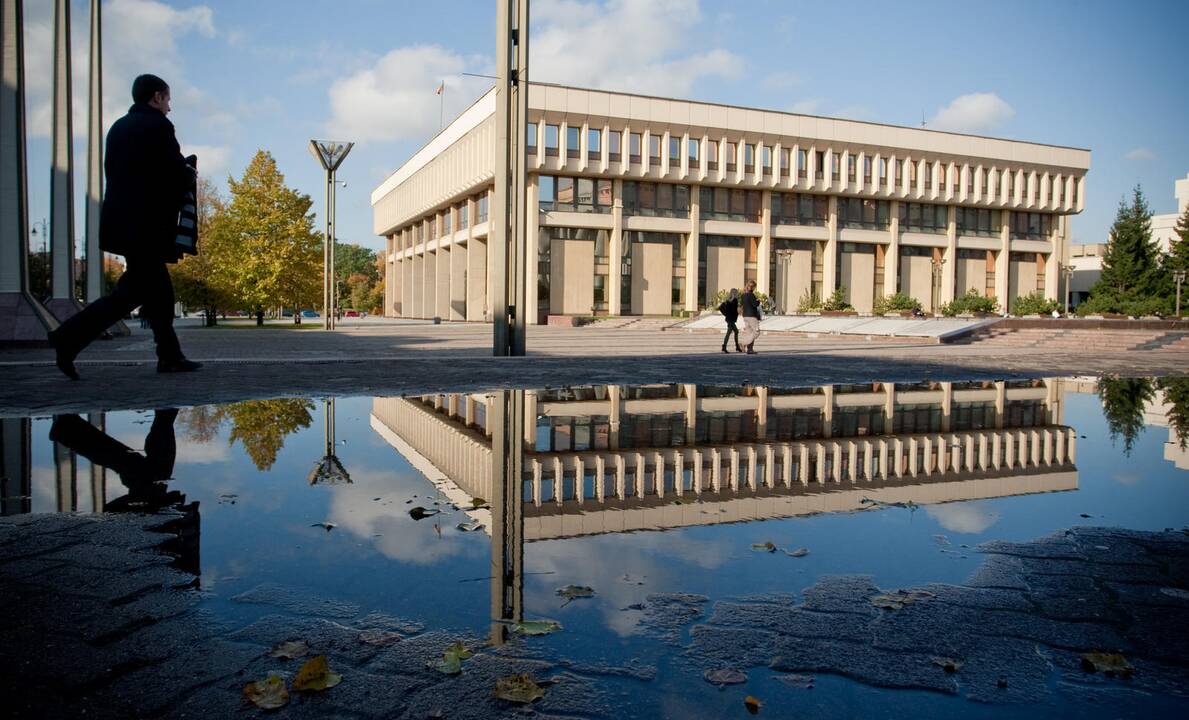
[897,202,948,233]
[924,163,932,190]
[984,169,993,198]
[540,175,612,214]
[629,132,642,163]
[815,151,825,180]
[910,160,918,187]
[699,187,759,221]
[608,131,622,162]
[708,140,719,171]
[566,125,580,159]
[544,124,559,157]
[1073,178,1079,205]
[588,128,601,160]
[443,209,452,234]
[878,158,887,186]
[780,148,790,178]
[669,136,681,164]
[848,154,856,181]
[526,122,537,154]
[649,134,661,163]
[1008,171,1016,197]
[966,168,973,195]
[458,202,468,229]
[797,149,808,179]
[863,156,872,183]
[895,160,903,189]
[951,167,959,194]
[744,144,755,174]
[688,138,699,167]
[772,192,828,226]
[623,182,689,218]
[838,197,891,229]
[762,146,772,176]
[726,142,737,172]
[427,217,436,240]
[956,207,1001,237]
[1011,212,1052,239]
[831,153,840,181]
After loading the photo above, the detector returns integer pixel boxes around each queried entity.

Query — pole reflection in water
[0,418,32,515]
[489,389,524,646]
[309,398,351,485]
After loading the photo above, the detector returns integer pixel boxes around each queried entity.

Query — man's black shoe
[47,329,80,380]
[157,359,203,373]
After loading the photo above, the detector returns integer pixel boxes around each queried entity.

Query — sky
[22,0,1189,254]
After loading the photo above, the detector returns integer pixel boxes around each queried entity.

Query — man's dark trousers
[53,256,182,363]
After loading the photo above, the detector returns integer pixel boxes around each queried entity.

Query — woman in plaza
[739,280,762,355]
[717,288,742,353]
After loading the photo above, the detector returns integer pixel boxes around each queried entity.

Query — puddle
[3,375,1188,718]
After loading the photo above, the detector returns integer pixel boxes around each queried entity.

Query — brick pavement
[0,322,1187,416]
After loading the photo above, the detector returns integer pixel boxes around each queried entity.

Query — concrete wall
[774,248,813,311]
[466,238,487,321]
[704,245,744,305]
[1009,258,1039,304]
[550,238,595,315]
[901,255,933,311]
[956,257,986,296]
[632,241,672,315]
[840,250,875,313]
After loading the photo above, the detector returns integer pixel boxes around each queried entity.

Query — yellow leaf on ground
[744,695,763,715]
[292,655,343,692]
[267,640,309,660]
[242,674,290,710]
[493,673,546,703]
[1080,652,1135,678]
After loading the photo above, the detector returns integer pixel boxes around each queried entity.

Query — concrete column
[525,176,538,324]
[822,385,834,439]
[1044,215,1062,302]
[823,195,838,294]
[403,231,415,318]
[0,0,58,342]
[386,237,396,316]
[608,179,623,316]
[756,387,768,440]
[994,381,1006,429]
[996,212,1010,310]
[942,205,957,303]
[886,201,900,295]
[608,385,622,449]
[54,435,76,512]
[449,235,466,321]
[84,0,102,304]
[685,183,699,312]
[435,245,450,318]
[684,384,697,445]
[758,191,771,294]
[467,233,487,323]
[47,0,81,321]
[411,253,423,318]
[941,382,952,432]
[523,390,537,447]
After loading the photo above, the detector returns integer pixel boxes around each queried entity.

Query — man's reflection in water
[48,409,200,574]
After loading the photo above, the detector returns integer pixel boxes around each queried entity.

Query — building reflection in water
[370,379,1079,641]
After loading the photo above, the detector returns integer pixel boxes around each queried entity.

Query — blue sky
[23,0,1189,254]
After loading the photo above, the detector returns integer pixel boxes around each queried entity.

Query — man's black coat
[99,103,192,263]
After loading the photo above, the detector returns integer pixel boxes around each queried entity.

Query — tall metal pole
[323,168,331,330]
[84,0,102,303]
[492,0,529,356]
[47,0,81,321]
[329,169,337,330]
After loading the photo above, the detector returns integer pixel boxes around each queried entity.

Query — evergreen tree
[1083,186,1167,314]
[1157,377,1189,450]
[1166,203,1189,274]
[1097,377,1155,456]
[220,151,322,325]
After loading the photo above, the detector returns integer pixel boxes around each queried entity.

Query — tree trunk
[255,310,264,326]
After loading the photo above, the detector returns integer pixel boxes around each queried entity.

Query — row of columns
[0,415,107,515]
[0,0,108,344]
[527,118,1085,214]
[386,179,1064,321]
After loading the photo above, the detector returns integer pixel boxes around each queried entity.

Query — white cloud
[928,92,1015,134]
[530,0,743,97]
[763,70,802,90]
[925,501,1001,534]
[24,0,220,143]
[789,98,822,115]
[325,45,491,142]
[185,143,231,178]
[1124,147,1155,161]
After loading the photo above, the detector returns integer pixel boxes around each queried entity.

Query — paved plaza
[0,319,1187,415]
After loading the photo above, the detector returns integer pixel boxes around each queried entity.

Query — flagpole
[439,82,444,131]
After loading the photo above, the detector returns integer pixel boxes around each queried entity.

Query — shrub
[820,287,854,312]
[941,289,999,317]
[1077,291,1172,317]
[873,292,921,315]
[1010,291,1060,316]
[796,289,821,313]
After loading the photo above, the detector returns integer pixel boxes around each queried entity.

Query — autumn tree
[170,177,235,326]
[222,398,314,471]
[220,151,321,325]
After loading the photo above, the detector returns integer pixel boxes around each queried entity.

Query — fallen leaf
[751,542,778,553]
[703,668,747,686]
[310,522,336,531]
[556,585,595,606]
[931,656,963,673]
[870,589,935,610]
[772,674,814,689]
[493,673,546,703]
[514,619,563,636]
[358,629,402,646]
[471,497,489,509]
[1080,513,1093,519]
[1080,652,1135,678]
[268,640,309,660]
[932,534,951,547]
[409,506,440,521]
[427,641,473,675]
[242,674,290,710]
[457,520,484,532]
[292,655,342,692]
[784,548,809,558]
[744,695,762,714]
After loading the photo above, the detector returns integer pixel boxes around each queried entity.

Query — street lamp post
[930,257,946,316]
[1062,264,1075,315]
[1175,270,1186,317]
[308,140,353,331]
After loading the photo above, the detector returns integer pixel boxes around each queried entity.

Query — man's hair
[131,74,169,104]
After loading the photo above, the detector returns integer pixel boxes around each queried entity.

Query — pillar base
[0,292,56,346]
[43,297,83,323]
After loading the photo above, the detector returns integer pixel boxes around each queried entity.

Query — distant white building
[1068,171,1189,305]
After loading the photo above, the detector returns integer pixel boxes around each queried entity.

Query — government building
[372,85,1091,321]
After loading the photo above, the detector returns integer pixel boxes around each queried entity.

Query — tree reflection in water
[180,399,314,471]
[1097,377,1155,456]
[1157,377,1189,450]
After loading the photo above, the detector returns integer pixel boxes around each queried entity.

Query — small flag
[435,81,445,95]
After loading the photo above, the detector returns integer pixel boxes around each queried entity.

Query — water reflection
[178,398,314,471]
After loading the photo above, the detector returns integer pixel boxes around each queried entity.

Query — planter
[820,310,859,317]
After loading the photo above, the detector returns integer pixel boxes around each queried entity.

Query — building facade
[372,85,1091,321]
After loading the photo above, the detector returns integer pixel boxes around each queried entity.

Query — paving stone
[707,603,872,643]
[921,583,1035,612]
[798,575,882,615]
[957,636,1055,704]
[1024,574,1124,623]
[965,554,1030,590]
[686,624,779,669]
[769,636,960,694]
[637,592,708,643]
[231,582,362,619]
[979,536,1086,561]
[230,614,392,668]
[1120,605,1189,666]
[1105,581,1189,609]
[76,587,204,644]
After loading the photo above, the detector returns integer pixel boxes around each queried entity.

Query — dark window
[923,163,931,190]
[669,136,681,163]
[688,138,699,166]
[544,124,559,157]
[458,202,468,229]
[443,209,452,234]
[566,125,580,159]
[744,143,755,174]
[780,148,790,178]
[838,198,890,229]
[587,128,601,160]
[831,152,840,180]
[526,122,537,154]
[649,134,661,162]
[608,131,621,161]
[984,169,992,197]
[816,150,824,179]
[897,202,948,233]
[708,141,719,171]
[798,149,807,179]
[477,193,488,223]
[726,142,737,172]
[848,154,856,181]
[863,156,872,182]
[629,132,642,163]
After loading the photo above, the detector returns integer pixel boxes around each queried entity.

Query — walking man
[718,288,742,353]
[48,74,201,379]
[739,280,762,355]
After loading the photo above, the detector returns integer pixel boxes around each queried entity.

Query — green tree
[222,398,314,471]
[220,151,321,325]
[1168,204,1189,274]
[171,178,235,326]
[1097,377,1155,456]
[335,242,379,285]
[1083,187,1168,314]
